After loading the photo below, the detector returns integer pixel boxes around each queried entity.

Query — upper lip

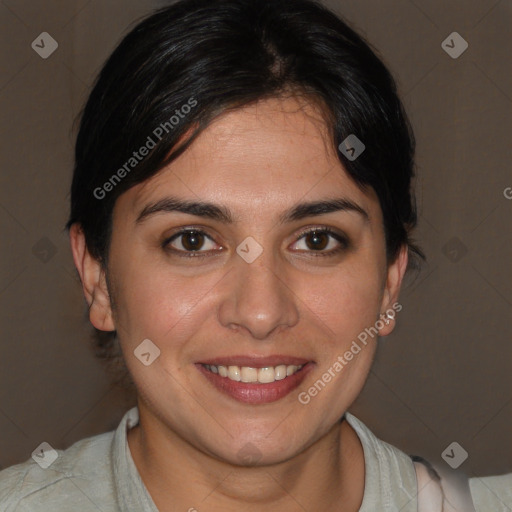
[198,355,312,368]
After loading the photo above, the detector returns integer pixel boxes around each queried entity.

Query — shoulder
[344,412,419,512]
[0,430,116,512]
[344,411,416,473]
[344,412,482,512]
[469,473,512,512]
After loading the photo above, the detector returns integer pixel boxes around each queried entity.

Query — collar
[111,407,417,512]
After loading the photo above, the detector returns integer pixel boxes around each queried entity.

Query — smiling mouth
[196,359,314,404]
[202,363,305,383]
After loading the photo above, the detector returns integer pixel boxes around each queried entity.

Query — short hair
[66,0,424,384]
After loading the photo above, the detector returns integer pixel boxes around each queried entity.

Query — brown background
[0,0,510,479]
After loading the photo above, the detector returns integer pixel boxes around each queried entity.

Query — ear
[69,223,116,332]
[378,245,408,336]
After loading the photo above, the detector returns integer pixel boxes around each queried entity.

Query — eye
[163,228,220,257]
[162,226,349,259]
[290,227,349,256]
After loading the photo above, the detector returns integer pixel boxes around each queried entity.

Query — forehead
[117,96,379,221]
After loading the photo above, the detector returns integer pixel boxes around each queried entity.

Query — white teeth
[204,363,304,383]
[241,367,258,382]
[274,365,287,380]
[258,367,275,384]
[228,365,241,381]
[286,365,298,376]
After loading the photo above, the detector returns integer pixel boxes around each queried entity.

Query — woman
[0,0,509,510]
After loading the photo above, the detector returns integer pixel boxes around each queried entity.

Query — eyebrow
[135,196,369,225]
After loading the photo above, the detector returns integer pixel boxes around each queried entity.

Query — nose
[217,247,300,340]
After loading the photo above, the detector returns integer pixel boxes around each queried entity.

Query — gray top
[0,406,510,511]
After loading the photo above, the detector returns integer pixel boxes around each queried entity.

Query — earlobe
[378,245,409,336]
[69,223,116,332]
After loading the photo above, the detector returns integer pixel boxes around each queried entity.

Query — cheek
[111,257,221,347]
[296,261,384,342]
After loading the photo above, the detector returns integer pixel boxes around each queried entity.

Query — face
[73,96,407,466]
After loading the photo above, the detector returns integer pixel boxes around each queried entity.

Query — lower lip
[196,363,314,404]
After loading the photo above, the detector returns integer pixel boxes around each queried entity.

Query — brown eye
[164,229,218,255]
[181,230,205,251]
[304,230,329,251]
[291,227,349,256]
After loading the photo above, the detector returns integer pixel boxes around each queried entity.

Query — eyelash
[162,226,349,259]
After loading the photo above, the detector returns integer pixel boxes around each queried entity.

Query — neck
[127,403,365,512]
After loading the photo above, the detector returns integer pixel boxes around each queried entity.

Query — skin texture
[70,95,408,511]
